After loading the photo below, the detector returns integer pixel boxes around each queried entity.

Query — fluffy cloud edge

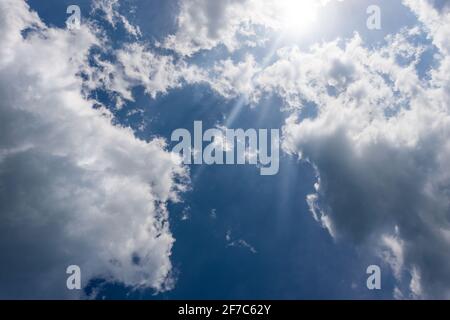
[0,0,188,298]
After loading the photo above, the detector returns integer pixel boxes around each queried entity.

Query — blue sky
[1,0,450,299]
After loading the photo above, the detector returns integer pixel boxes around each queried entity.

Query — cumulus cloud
[0,0,187,298]
[162,0,258,56]
[276,1,450,298]
[162,0,332,56]
[85,42,206,108]
[206,54,261,102]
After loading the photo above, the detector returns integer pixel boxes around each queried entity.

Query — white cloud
[0,0,187,298]
[225,230,257,254]
[162,0,257,56]
[276,2,450,298]
[404,0,450,54]
[162,0,332,56]
[92,0,142,37]
[116,43,203,99]
[206,54,261,102]
[85,42,206,106]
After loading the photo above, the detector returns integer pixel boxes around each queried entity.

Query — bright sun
[278,0,320,35]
